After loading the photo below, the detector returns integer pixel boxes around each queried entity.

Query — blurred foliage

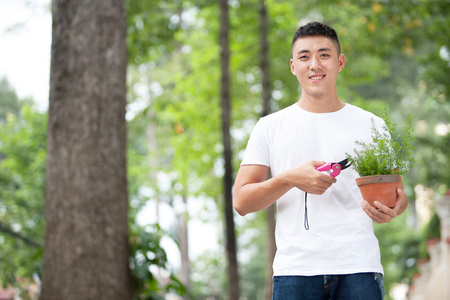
[237,212,268,300]
[374,212,422,296]
[0,77,33,122]
[130,224,190,300]
[190,250,227,299]
[0,101,46,289]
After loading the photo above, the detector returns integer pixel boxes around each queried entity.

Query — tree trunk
[41,0,132,299]
[265,205,276,300]
[178,193,191,299]
[259,1,276,299]
[219,0,240,299]
[260,0,271,118]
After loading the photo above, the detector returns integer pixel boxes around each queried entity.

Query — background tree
[0,78,33,123]
[220,0,241,299]
[41,0,132,299]
[258,1,276,299]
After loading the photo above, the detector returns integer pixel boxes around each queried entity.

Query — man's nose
[310,55,322,70]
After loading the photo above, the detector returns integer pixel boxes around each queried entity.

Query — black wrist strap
[304,192,310,230]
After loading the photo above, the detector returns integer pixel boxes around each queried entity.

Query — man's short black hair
[291,22,341,55]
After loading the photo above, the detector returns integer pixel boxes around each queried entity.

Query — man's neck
[297,95,345,113]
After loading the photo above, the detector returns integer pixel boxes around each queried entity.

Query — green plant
[348,108,415,177]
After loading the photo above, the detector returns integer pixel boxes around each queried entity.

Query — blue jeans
[273,273,384,300]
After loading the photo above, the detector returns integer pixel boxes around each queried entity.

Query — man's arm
[233,160,337,216]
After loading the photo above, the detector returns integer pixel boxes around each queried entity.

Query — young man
[233,22,408,299]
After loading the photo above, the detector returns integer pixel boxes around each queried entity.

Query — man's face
[290,36,345,99]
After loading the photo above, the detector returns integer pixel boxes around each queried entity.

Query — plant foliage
[348,108,415,177]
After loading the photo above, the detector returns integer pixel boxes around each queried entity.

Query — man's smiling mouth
[310,75,325,80]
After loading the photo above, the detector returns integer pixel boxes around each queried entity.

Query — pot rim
[356,174,401,186]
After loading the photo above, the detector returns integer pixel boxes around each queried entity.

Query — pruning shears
[303,158,352,231]
[315,158,352,177]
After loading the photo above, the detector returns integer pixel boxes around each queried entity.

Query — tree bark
[259,1,276,299]
[260,0,271,118]
[265,205,276,300]
[41,0,132,299]
[219,0,241,299]
[178,193,192,300]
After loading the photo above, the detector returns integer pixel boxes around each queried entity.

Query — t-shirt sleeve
[240,119,270,167]
[373,115,388,135]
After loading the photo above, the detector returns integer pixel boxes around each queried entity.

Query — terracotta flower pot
[356,174,402,208]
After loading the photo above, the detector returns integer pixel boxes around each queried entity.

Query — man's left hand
[360,188,408,224]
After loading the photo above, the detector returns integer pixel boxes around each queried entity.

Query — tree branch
[0,221,41,248]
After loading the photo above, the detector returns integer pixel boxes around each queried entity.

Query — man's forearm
[233,161,337,216]
[233,175,293,216]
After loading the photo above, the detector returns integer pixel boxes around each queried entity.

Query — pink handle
[329,164,341,177]
[316,162,332,172]
[316,163,341,177]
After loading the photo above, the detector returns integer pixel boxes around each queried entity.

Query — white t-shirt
[241,103,385,276]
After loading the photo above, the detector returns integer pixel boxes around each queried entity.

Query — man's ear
[338,54,345,72]
[290,59,295,75]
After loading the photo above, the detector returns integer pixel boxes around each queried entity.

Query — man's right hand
[282,160,337,195]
